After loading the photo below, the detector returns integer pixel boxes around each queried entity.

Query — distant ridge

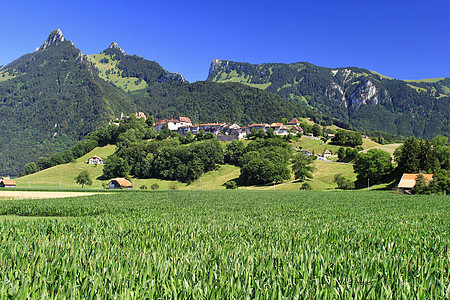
[207,59,449,139]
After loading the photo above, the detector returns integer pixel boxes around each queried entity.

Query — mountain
[207,59,450,139]
[0,30,136,176]
[0,30,322,176]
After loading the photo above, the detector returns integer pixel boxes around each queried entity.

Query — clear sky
[1,0,449,82]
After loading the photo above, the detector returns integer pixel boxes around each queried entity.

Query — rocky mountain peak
[38,29,66,51]
[109,42,126,54]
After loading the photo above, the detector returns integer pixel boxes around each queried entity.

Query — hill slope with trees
[207,59,449,139]
[1,30,339,176]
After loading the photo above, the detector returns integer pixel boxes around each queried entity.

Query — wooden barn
[108,178,132,189]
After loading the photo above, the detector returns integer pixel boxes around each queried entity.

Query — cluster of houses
[109,112,147,125]
[154,117,305,141]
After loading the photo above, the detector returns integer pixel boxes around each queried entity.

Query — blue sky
[1,0,449,82]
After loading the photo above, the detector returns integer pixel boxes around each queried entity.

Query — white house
[270,123,290,136]
[322,149,332,158]
[88,156,104,164]
[155,117,192,132]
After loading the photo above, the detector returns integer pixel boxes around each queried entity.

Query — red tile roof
[398,173,433,189]
[110,178,132,188]
[1,180,16,186]
[179,117,192,123]
[288,118,300,125]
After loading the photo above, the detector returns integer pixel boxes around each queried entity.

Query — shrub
[150,183,160,190]
[139,185,148,190]
[334,174,355,190]
[300,182,312,190]
[224,180,238,189]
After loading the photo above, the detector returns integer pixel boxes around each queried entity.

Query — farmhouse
[88,156,104,164]
[108,178,132,189]
[178,117,192,127]
[155,117,192,132]
[270,123,289,136]
[322,149,332,158]
[249,123,270,132]
[290,126,304,134]
[288,118,301,126]
[397,173,433,194]
[0,180,16,188]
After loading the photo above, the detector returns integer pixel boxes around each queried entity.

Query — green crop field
[0,190,448,298]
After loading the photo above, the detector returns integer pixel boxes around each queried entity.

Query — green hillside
[13,134,393,191]
[208,59,449,139]
[87,53,148,92]
[1,31,334,176]
[0,30,135,177]
[15,145,117,189]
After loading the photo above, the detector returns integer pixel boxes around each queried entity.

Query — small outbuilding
[108,178,132,189]
[0,180,16,188]
[397,173,433,194]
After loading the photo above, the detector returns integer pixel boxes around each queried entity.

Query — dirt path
[0,191,102,199]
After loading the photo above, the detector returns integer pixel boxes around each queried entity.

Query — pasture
[0,190,448,298]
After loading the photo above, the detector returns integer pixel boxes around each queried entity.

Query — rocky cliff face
[109,42,126,54]
[207,59,449,138]
[38,29,67,51]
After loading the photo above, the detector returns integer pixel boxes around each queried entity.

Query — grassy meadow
[0,190,448,298]
[12,137,392,191]
[86,54,148,92]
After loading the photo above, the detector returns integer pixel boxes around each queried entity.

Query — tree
[331,130,363,147]
[433,170,450,194]
[312,124,322,137]
[353,149,393,184]
[412,174,428,194]
[24,162,38,175]
[257,128,266,139]
[334,174,355,190]
[337,147,346,161]
[146,116,155,127]
[281,118,288,125]
[394,137,438,174]
[224,140,245,165]
[157,123,171,140]
[224,180,238,189]
[239,158,290,185]
[75,170,92,188]
[300,121,312,135]
[103,155,131,179]
[292,154,315,181]
[300,182,312,190]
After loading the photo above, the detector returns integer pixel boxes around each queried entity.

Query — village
[0,112,438,194]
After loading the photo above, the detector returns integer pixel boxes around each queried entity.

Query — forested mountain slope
[1,30,325,176]
[207,59,449,138]
[0,30,134,176]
